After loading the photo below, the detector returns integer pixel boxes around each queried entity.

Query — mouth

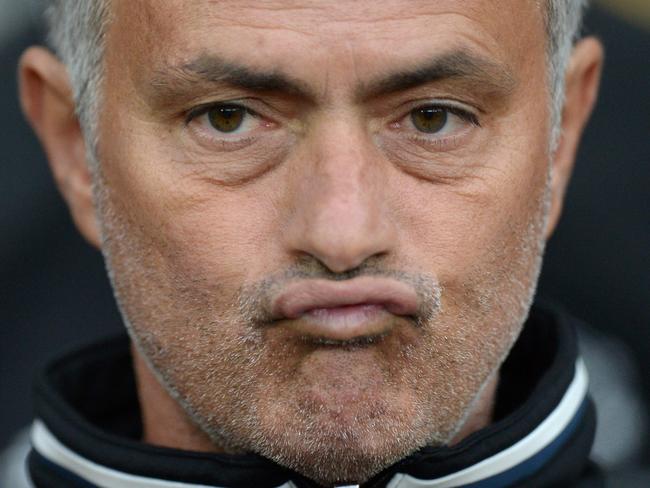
[270,277,419,343]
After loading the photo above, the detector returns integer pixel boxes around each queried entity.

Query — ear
[19,46,101,248]
[545,37,604,239]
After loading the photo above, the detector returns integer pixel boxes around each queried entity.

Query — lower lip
[290,304,392,341]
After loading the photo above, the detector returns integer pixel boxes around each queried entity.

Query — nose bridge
[315,119,375,211]
[284,115,395,273]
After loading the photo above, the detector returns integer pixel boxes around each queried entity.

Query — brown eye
[207,105,246,133]
[411,107,448,133]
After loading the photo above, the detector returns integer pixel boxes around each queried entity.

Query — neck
[450,372,499,445]
[131,343,218,452]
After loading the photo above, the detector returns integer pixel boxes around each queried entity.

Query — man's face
[97,0,551,483]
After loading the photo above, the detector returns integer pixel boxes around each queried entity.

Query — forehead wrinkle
[204,0,328,38]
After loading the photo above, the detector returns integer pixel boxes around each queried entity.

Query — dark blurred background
[1,0,649,477]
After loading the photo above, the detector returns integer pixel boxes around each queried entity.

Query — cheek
[398,172,545,280]
[393,133,549,337]
[101,137,279,289]
[157,198,272,283]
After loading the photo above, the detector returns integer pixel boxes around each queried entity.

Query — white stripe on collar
[31,360,587,488]
[31,421,291,488]
[387,359,589,487]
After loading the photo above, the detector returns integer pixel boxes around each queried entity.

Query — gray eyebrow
[357,50,517,100]
[150,54,316,101]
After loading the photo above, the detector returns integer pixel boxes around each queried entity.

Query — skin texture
[19,1,603,485]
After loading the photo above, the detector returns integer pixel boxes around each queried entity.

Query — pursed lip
[269,276,419,342]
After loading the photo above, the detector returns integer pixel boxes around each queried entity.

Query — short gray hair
[46,0,589,162]
[546,0,590,148]
[45,1,110,158]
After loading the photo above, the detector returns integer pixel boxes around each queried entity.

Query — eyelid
[420,100,481,127]
[404,100,480,127]
[185,101,259,125]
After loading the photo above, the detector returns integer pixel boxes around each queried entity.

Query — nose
[283,118,396,273]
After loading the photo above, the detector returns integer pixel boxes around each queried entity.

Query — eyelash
[442,105,480,127]
[398,102,480,127]
[185,102,256,125]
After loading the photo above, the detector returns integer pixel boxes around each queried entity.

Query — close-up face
[94,0,555,484]
[30,0,580,484]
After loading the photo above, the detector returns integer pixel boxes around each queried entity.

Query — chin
[259,425,415,485]
[247,392,456,486]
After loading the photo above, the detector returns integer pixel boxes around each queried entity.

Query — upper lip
[270,276,419,320]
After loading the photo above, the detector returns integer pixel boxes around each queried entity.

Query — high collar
[28,304,596,488]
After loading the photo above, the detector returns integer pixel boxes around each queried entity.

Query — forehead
[107,0,545,88]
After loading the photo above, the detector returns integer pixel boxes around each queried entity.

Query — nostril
[292,245,390,275]
[311,247,385,275]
